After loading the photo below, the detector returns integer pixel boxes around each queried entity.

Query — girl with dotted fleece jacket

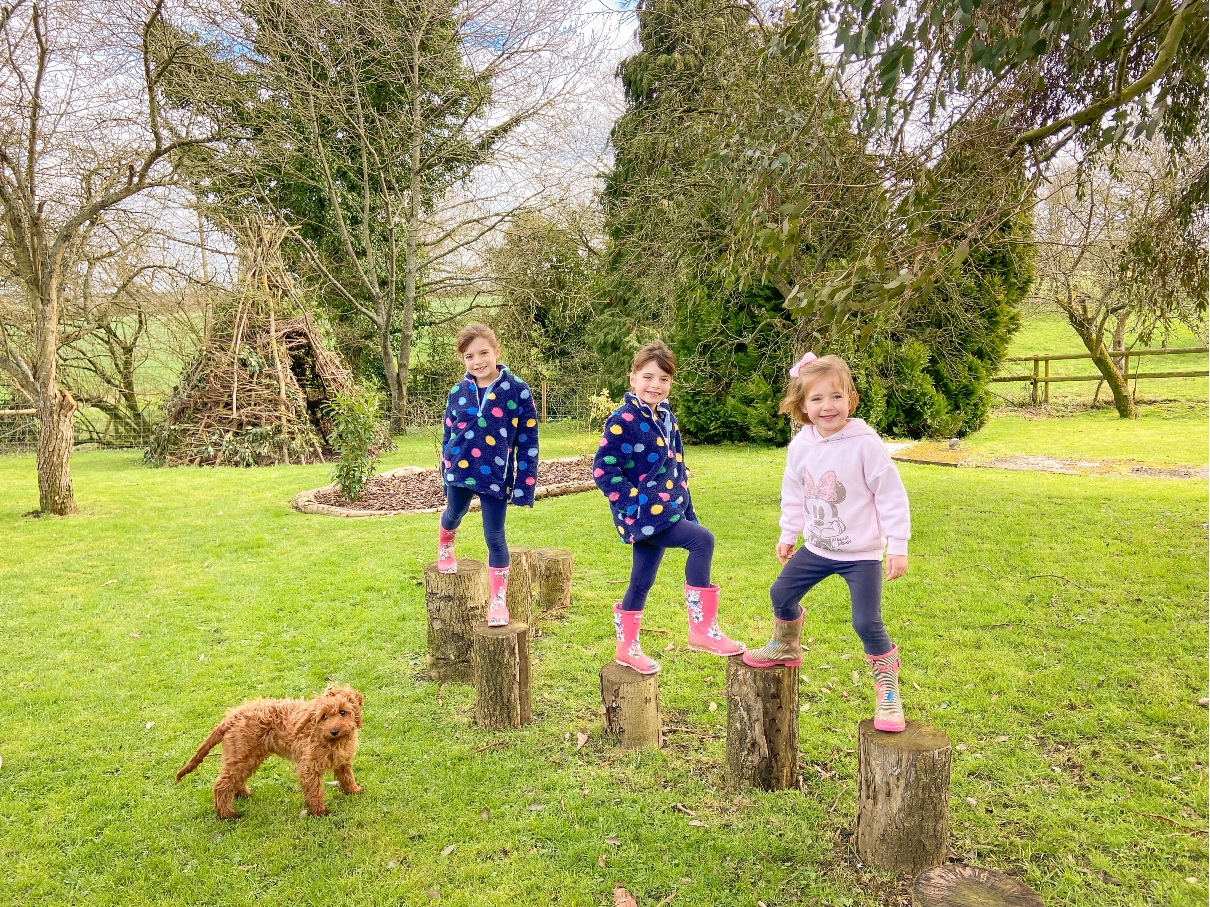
[438,324,539,627]
[592,341,744,675]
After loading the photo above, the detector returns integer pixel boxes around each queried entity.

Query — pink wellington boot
[613,604,660,674]
[684,584,745,656]
[438,526,457,574]
[487,567,510,627]
[867,645,906,733]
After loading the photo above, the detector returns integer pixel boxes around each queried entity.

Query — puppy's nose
[329,728,340,737]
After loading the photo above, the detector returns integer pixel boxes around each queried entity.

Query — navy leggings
[441,486,509,568]
[619,519,714,612]
[770,546,892,655]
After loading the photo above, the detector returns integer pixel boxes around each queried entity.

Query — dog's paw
[307,806,329,817]
[346,784,364,795]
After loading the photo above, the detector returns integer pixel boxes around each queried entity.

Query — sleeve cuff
[886,538,909,557]
[779,530,799,545]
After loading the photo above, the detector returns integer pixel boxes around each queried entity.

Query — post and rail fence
[992,346,1208,403]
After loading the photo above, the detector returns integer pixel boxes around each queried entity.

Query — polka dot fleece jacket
[441,366,540,505]
[592,392,697,544]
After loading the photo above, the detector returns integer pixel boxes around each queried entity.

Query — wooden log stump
[599,662,662,749]
[724,655,798,790]
[506,546,533,634]
[913,865,1044,907]
[530,547,573,620]
[424,559,488,684]
[472,621,532,730]
[856,718,952,875]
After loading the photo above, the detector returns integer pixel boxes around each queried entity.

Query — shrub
[326,387,384,502]
[585,388,621,433]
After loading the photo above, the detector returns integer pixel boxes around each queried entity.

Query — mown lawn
[0,423,1205,907]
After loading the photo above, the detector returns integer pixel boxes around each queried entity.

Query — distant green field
[998,313,1207,406]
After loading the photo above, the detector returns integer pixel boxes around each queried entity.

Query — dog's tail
[176,718,231,782]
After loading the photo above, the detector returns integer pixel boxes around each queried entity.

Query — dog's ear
[349,689,363,727]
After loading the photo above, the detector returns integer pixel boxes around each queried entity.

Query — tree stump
[530,547,573,620]
[506,546,533,634]
[424,559,488,684]
[472,621,532,730]
[913,865,1044,907]
[724,655,798,790]
[856,719,952,875]
[599,662,662,749]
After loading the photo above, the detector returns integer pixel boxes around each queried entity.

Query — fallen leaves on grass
[576,731,589,751]
[440,844,457,857]
[613,888,637,907]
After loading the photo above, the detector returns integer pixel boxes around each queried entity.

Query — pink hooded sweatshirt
[779,418,911,561]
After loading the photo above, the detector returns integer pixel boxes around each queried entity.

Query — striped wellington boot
[742,615,803,668]
[867,645,906,732]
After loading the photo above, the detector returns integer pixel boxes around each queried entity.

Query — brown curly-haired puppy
[176,686,363,819]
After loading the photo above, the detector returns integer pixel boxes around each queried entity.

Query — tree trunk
[913,865,1044,907]
[424,559,488,683]
[472,621,531,730]
[35,388,78,515]
[724,654,798,790]
[600,662,662,749]
[1068,316,1135,418]
[855,718,952,875]
[379,309,403,436]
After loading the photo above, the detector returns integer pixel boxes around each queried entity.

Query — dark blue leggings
[441,487,510,568]
[770,546,892,655]
[619,519,714,612]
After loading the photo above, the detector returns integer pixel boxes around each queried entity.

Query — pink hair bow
[803,469,840,503]
[788,351,817,377]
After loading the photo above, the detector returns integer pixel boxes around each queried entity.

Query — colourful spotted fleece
[441,366,539,506]
[593,392,697,544]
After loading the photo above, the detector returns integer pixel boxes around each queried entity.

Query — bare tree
[1032,141,1208,417]
[0,0,222,513]
[183,0,607,432]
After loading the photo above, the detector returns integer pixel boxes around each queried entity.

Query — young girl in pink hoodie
[744,353,911,732]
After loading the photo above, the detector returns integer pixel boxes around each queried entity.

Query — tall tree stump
[472,621,532,730]
[506,546,533,633]
[424,559,488,684]
[599,663,662,749]
[530,547,573,620]
[724,655,798,790]
[856,719,952,875]
[913,865,1044,907]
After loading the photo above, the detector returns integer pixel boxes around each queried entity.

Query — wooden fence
[992,346,1208,403]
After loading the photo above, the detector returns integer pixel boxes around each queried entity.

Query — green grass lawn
[954,403,1210,466]
[1,424,1206,907]
[998,313,1207,406]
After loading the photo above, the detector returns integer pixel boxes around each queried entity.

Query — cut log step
[913,864,1044,906]
[505,546,533,632]
[530,547,573,620]
[724,655,798,790]
[856,718,952,875]
[424,559,488,684]
[599,662,662,749]
[472,621,531,730]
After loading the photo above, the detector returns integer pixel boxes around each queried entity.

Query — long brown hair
[630,340,677,377]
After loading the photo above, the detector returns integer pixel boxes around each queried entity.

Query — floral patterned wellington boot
[867,645,906,732]
[613,604,660,674]
[487,567,510,627]
[684,584,745,655]
[742,615,804,668]
[438,527,457,574]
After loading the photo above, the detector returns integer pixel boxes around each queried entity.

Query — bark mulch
[308,456,594,514]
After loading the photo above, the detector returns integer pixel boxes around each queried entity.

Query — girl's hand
[776,542,796,565]
[885,555,908,580]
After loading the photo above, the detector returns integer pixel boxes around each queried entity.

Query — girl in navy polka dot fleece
[592,341,744,674]
[438,323,539,627]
